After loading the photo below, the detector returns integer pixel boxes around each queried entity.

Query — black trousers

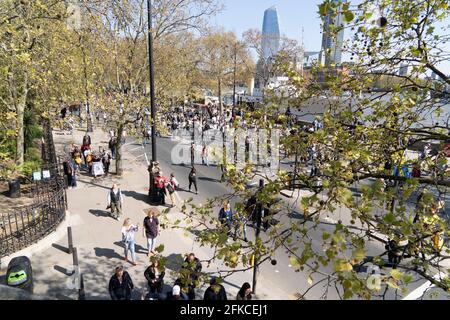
[189,179,197,192]
[157,187,166,204]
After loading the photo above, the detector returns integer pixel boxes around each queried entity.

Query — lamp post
[232,42,237,108]
[147,0,158,202]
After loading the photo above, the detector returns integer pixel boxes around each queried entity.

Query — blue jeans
[147,237,157,252]
[124,240,136,262]
[70,174,77,187]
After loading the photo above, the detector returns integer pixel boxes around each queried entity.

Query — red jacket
[155,176,167,189]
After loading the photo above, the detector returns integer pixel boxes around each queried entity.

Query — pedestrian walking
[109,265,134,300]
[154,171,167,205]
[143,208,160,256]
[121,218,139,266]
[201,144,209,166]
[165,179,177,208]
[188,167,198,194]
[109,136,116,159]
[101,148,111,175]
[233,210,248,242]
[169,173,179,191]
[144,258,165,294]
[68,160,77,188]
[190,142,195,165]
[203,276,227,300]
[236,282,252,300]
[142,128,150,146]
[107,184,123,220]
[179,253,202,300]
[219,202,233,237]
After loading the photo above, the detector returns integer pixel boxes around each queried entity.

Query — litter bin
[6,256,33,294]
[8,179,21,198]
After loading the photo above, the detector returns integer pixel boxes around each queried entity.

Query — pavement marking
[128,146,143,152]
[402,273,444,300]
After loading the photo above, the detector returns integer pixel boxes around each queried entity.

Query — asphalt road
[121,134,447,300]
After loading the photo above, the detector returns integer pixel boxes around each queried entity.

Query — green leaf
[344,11,355,23]
[319,3,329,16]
[403,274,413,285]
[290,256,300,268]
[352,248,366,262]
[154,244,165,253]
[334,260,353,272]
[322,232,331,240]
[390,269,404,281]
[386,279,399,289]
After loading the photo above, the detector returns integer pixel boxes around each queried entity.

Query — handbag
[166,183,174,194]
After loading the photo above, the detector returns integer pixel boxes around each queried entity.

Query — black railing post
[68,227,73,254]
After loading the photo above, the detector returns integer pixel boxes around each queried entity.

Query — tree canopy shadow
[163,253,185,272]
[93,247,122,260]
[113,241,147,255]
[88,209,111,218]
[122,190,149,203]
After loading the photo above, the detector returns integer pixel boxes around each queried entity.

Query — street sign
[42,170,50,179]
[33,172,41,181]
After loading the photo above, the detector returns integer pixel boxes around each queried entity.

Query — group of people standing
[65,133,112,188]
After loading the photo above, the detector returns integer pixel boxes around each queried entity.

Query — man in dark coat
[203,277,227,300]
[109,265,134,300]
[179,253,202,300]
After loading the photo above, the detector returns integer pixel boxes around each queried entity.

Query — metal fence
[0,119,67,259]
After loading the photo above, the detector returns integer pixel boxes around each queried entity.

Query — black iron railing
[0,119,67,259]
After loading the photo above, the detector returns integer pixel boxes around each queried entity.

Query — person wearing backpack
[107,184,123,220]
[165,179,176,208]
[121,218,139,266]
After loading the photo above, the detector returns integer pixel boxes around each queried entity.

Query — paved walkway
[2,125,288,300]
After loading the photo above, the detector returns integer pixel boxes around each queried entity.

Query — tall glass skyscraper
[261,6,281,61]
[320,0,344,66]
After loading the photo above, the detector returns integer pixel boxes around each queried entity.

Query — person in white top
[121,218,139,266]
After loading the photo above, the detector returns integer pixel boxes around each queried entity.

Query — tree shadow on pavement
[198,177,220,183]
[93,247,122,260]
[77,179,111,190]
[122,190,149,203]
[113,241,147,255]
[164,253,185,272]
[89,209,111,218]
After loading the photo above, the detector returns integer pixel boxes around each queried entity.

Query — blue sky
[212,0,450,75]
[213,0,325,52]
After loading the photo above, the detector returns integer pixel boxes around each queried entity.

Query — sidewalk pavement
[5,125,290,300]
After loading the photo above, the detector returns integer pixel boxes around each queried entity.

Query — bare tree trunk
[115,125,124,176]
[218,77,223,115]
[15,74,28,166]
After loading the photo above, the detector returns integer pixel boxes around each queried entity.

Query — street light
[147,0,159,202]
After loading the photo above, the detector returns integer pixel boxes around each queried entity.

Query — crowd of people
[63,132,113,188]
[108,207,253,300]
